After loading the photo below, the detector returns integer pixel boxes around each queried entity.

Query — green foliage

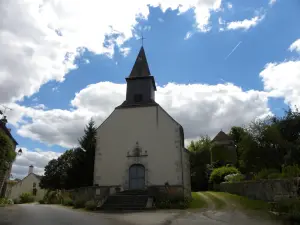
[281,164,300,178]
[62,197,73,206]
[73,198,86,208]
[211,144,237,166]
[0,198,13,206]
[274,199,300,222]
[224,173,245,183]
[85,200,97,211]
[209,166,240,184]
[40,119,96,190]
[253,168,280,180]
[188,136,212,191]
[0,129,15,172]
[19,193,34,204]
[43,190,62,204]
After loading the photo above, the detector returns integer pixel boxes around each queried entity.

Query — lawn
[189,192,208,209]
[204,192,227,209]
[215,192,270,211]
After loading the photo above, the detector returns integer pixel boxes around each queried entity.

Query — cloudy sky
[1,0,300,179]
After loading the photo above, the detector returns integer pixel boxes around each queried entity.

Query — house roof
[212,131,232,142]
[128,47,151,78]
[0,122,18,145]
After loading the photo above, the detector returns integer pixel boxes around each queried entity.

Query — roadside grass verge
[189,192,208,209]
[204,192,227,210]
[214,192,270,212]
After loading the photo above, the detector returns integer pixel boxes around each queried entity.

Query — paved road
[0,204,134,225]
[0,202,284,225]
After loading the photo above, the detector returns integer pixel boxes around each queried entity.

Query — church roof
[128,47,151,78]
[212,131,232,142]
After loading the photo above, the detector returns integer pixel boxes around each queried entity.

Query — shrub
[38,199,45,204]
[224,173,245,183]
[254,168,280,180]
[282,165,300,178]
[85,200,97,211]
[0,198,12,205]
[19,192,34,204]
[44,190,62,204]
[73,198,85,209]
[62,197,73,206]
[267,172,282,179]
[209,166,240,184]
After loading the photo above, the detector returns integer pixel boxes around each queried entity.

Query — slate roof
[128,46,151,78]
[212,131,232,142]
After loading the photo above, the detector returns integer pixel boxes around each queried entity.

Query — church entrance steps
[100,190,149,211]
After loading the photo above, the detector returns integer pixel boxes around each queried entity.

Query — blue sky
[1,0,300,177]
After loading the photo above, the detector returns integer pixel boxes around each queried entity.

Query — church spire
[128,47,151,78]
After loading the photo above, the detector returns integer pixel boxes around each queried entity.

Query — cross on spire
[138,33,146,47]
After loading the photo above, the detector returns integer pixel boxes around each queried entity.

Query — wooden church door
[129,164,145,190]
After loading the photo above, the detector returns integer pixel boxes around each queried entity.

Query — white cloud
[226,15,265,31]
[260,60,300,110]
[0,0,223,105]
[5,81,271,149]
[227,2,233,9]
[33,104,47,110]
[269,0,277,6]
[11,147,61,179]
[289,39,300,53]
[184,32,194,40]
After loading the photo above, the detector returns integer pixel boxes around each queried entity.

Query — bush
[0,198,13,206]
[44,190,62,204]
[224,173,245,183]
[19,192,34,204]
[62,197,73,206]
[254,168,280,180]
[38,199,45,204]
[209,166,240,184]
[282,164,300,178]
[73,198,85,209]
[85,200,97,211]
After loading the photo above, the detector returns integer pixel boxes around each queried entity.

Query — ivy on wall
[0,129,16,172]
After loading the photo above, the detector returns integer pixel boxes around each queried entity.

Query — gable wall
[94,106,184,189]
[9,174,45,201]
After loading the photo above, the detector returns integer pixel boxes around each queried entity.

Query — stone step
[100,190,149,210]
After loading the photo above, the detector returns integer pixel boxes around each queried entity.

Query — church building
[94,47,191,200]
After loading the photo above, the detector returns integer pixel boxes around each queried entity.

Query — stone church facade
[93,47,191,200]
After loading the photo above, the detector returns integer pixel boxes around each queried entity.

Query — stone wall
[148,185,184,201]
[220,178,300,202]
[64,186,122,203]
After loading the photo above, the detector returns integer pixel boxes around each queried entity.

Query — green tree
[188,136,212,191]
[78,118,97,187]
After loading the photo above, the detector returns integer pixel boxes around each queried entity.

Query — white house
[8,165,46,201]
[93,47,191,199]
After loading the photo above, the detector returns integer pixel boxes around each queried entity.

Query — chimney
[28,165,34,174]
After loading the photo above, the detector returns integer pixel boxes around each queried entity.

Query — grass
[215,192,270,211]
[189,192,208,209]
[205,192,226,210]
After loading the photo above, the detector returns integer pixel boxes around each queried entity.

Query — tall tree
[78,118,97,187]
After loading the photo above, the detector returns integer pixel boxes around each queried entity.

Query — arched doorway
[129,164,145,190]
